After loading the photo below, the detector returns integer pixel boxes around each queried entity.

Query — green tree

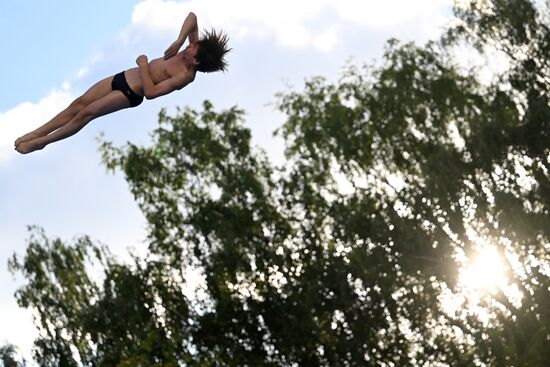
[8,0,550,365]
[0,343,26,367]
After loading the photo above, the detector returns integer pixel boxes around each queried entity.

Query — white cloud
[314,25,339,52]
[331,0,450,28]
[129,0,323,47]
[128,0,453,51]
[75,52,104,80]
[0,89,74,163]
[77,66,90,79]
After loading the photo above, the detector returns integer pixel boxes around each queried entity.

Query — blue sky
[0,0,454,360]
[0,1,143,110]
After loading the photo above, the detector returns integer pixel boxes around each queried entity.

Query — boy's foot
[15,139,46,154]
[15,132,40,146]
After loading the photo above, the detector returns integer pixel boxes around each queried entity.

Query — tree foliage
[7,0,550,365]
[0,343,26,367]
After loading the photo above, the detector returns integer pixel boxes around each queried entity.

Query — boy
[15,12,229,154]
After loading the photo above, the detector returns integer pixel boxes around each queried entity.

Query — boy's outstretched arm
[164,12,199,60]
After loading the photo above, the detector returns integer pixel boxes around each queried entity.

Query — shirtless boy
[15,12,229,154]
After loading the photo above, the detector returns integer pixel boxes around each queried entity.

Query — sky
[0,0,456,361]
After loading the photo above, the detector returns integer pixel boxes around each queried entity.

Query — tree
[0,343,26,367]
[8,0,550,365]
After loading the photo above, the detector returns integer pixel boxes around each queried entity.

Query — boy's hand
[136,54,148,66]
[164,40,183,60]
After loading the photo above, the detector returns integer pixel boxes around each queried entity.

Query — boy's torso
[124,52,195,95]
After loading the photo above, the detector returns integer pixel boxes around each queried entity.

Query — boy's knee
[76,106,97,121]
[70,97,86,112]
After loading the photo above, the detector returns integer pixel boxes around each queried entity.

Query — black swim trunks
[111,71,144,107]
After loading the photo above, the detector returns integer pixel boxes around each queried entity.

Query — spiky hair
[195,29,231,73]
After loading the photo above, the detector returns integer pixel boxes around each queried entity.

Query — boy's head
[195,29,231,73]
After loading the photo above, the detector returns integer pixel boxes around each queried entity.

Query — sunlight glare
[459,245,507,293]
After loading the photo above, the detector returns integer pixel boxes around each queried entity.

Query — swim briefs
[111,71,144,107]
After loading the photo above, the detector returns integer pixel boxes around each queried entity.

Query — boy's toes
[15,142,29,154]
[15,133,39,147]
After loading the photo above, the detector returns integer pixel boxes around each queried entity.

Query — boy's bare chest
[149,57,187,80]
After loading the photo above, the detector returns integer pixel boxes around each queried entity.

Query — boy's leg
[15,91,130,154]
[15,76,115,145]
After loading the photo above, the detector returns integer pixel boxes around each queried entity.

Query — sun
[459,245,507,293]
[439,244,523,324]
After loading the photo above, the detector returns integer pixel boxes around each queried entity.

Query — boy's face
[184,43,199,65]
